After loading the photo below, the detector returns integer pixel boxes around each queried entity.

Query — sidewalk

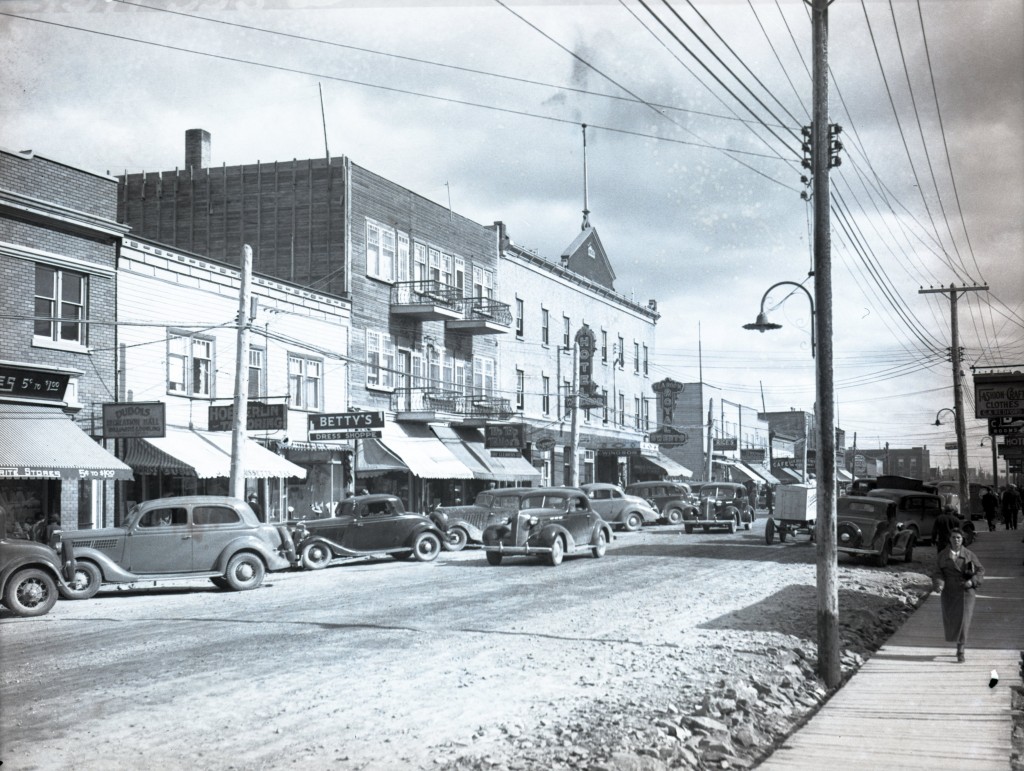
[758,526,1023,770]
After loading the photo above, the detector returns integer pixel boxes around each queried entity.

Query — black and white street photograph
[1,1,1022,769]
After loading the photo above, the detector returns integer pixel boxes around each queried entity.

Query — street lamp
[743,281,816,358]
[934,407,956,426]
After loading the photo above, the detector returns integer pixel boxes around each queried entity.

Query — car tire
[684,524,694,535]
[444,527,468,553]
[665,507,683,525]
[485,551,503,566]
[59,560,101,600]
[624,513,642,532]
[591,530,607,559]
[548,536,564,566]
[224,552,266,591]
[411,532,442,562]
[765,518,776,545]
[301,541,332,570]
[727,520,736,534]
[903,533,915,563]
[875,540,891,568]
[778,525,788,543]
[4,568,58,617]
[702,526,710,533]
[210,577,230,590]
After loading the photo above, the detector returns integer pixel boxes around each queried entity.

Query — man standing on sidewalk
[1001,484,1021,530]
[981,486,999,531]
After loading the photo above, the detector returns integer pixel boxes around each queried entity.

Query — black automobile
[1,537,77,617]
[289,494,446,568]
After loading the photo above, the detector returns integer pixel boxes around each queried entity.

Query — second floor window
[248,347,265,398]
[601,330,608,363]
[635,397,642,429]
[633,342,640,373]
[643,344,649,376]
[562,316,570,348]
[167,333,212,397]
[617,335,625,368]
[34,264,87,345]
[366,330,396,389]
[365,220,395,281]
[541,308,549,345]
[516,369,524,410]
[473,356,495,396]
[515,298,524,337]
[542,375,550,415]
[288,354,322,410]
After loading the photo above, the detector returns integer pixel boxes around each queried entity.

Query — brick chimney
[185,129,210,170]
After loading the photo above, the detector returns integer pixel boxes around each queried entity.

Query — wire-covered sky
[1,0,1021,472]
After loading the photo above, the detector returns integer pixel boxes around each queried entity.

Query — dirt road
[0,521,933,770]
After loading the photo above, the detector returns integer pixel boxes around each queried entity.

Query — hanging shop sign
[974,372,1024,419]
[102,401,166,438]
[740,448,767,464]
[713,437,738,451]
[209,402,287,432]
[486,423,525,450]
[0,364,70,402]
[988,417,1024,436]
[307,410,384,441]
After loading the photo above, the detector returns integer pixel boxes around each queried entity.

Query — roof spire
[581,123,590,230]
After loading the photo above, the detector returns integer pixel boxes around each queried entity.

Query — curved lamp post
[934,407,956,426]
[743,281,816,358]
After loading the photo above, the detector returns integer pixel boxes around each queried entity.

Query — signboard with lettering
[0,365,69,401]
[209,402,287,432]
[102,402,166,438]
[713,437,737,451]
[648,430,687,446]
[974,372,1024,418]
[308,411,384,440]
[485,424,525,450]
[988,417,1024,436]
[944,442,958,450]
[740,448,767,464]
[998,445,1024,458]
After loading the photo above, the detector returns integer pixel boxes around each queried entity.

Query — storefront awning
[837,467,854,482]
[447,426,541,484]
[748,463,782,485]
[355,436,407,477]
[124,427,306,479]
[0,404,133,481]
[776,467,805,483]
[714,458,764,484]
[431,425,496,481]
[636,451,693,479]
[377,423,474,480]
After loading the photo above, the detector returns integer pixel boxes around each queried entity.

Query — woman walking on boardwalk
[932,529,985,663]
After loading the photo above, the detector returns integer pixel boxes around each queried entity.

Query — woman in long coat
[932,529,985,662]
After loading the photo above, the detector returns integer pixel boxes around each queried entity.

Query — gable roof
[559,226,616,289]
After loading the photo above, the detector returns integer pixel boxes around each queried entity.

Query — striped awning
[0,404,133,481]
[436,426,541,484]
[124,426,306,479]
[635,451,693,479]
[376,423,474,480]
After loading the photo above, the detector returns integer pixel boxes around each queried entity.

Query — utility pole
[919,284,988,526]
[809,0,840,688]
[569,341,580,486]
[706,399,714,480]
[229,244,253,500]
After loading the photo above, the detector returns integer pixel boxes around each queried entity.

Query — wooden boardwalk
[758,527,1023,770]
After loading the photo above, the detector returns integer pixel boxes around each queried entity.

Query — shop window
[168,333,212,397]
[34,264,87,346]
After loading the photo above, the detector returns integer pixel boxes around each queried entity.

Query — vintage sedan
[580,483,661,531]
[0,537,77,617]
[289,494,445,568]
[430,490,525,552]
[682,482,755,534]
[624,481,698,525]
[836,495,915,566]
[61,496,297,596]
[864,488,975,545]
[481,487,613,567]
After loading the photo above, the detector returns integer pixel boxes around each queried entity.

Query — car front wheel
[623,513,643,532]
[903,534,915,563]
[665,507,683,525]
[224,552,266,591]
[486,551,503,566]
[4,568,58,617]
[411,532,442,562]
[548,536,564,566]
[875,540,891,568]
[301,541,332,570]
[591,530,607,558]
[59,560,101,600]
[444,526,468,552]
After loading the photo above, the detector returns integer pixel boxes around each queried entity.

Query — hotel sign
[103,401,166,438]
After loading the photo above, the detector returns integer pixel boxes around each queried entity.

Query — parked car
[580,483,660,531]
[61,496,297,596]
[682,482,755,534]
[624,481,698,525]
[430,490,524,552]
[289,494,446,568]
[928,480,961,516]
[0,537,77,617]
[864,488,974,545]
[836,495,916,566]
[481,487,613,566]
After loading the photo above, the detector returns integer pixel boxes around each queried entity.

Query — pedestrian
[1001,484,1021,530]
[932,508,961,553]
[765,485,775,517]
[932,529,985,662]
[981,486,1000,531]
[246,493,264,521]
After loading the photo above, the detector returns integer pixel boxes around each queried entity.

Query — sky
[2,0,1022,477]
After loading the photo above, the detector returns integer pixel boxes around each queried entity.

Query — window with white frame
[602,388,609,424]
[413,242,427,282]
[472,265,494,298]
[247,347,265,399]
[635,397,642,429]
[34,264,87,345]
[366,330,397,389]
[541,308,549,345]
[167,333,213,397]
[633,341,640,373]
[473,356,495,397]
[601,330,608,363]
[617,335,625,367]
[516,369,524,410]
[515,298,524,337]
[454,256,466,296]
[443,352,455,390]
[643,344,649,376]
[288,354,322,410]
[562,316,570,348]
[618,392,625,426]
[365,219,395,281]
[542,375,550,415]
[396,232,410,282]
[562,379,571,418]
[426,346,442,389]
[428,247,442,283]
[441,253,454,288]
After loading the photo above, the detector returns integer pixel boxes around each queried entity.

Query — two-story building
[0,148,132,534]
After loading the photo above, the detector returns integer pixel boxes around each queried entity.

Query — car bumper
[837,546,883,557]
[482,542,552,556]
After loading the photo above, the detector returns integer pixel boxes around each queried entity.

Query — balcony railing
[389,282,511,333]
[453,296,513,327]
[390,387,513,421]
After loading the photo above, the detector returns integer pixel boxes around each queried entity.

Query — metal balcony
[389,280,462,321]
[391,387,513,424]
[447,296,513,335]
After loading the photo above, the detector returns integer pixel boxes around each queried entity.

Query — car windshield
[473,492,495,507]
